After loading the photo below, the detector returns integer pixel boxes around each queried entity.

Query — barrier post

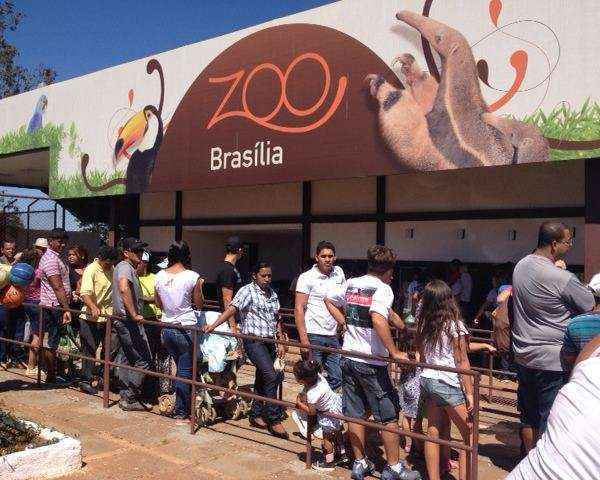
[471,373,481,480]
[36,304,44,387]
[305,413,315,469]
[190,328,198,434]
[488,353,494,402]
[102,317,112,409]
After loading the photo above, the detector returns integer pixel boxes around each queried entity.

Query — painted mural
[0,0,597,198]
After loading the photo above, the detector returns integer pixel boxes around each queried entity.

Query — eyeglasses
[557,238,574,246]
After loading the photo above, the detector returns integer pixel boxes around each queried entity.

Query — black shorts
[37,307,61,350]
[516,364,566,433]
[341,357,398,424]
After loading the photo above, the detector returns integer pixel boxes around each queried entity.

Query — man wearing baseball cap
[112,237,151,411]
[215,236,244,333]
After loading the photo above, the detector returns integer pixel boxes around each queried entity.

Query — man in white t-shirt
[295,241,346,390]
[326,245,420,480]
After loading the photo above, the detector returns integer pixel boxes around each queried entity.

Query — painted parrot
[27,95,48,134]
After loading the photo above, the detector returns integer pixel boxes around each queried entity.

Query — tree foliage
[77,220,109,245]
[0,1,56,98]
[0,196,24,240]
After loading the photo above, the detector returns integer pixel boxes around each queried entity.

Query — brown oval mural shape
[150,24,402,192]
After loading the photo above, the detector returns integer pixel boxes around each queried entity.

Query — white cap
[157,258,168,269]
[141,251,150,262]
[34,238,48,248]
[589,273,600,296]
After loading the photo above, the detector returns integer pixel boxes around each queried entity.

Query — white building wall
[138,161,585,265]
[311,222,376,259]
[139,192,175,220]
[139,226,175,251]
[387,160,584,212]
[312,177,376,214]
[386,218,584,265]
[182,182,302,219]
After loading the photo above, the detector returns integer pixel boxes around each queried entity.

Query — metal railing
[0,301,484,480]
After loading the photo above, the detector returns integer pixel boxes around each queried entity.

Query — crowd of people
[1,220,599,480]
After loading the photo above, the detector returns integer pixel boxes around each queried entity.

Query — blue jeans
[0,305,7,362]
[243,338,284,424]
[161,327,193,416]
[308,333,342,391]
[0,305,26,363]
[112,318,152,402]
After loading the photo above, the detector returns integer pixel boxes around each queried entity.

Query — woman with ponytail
[154,241,204,420]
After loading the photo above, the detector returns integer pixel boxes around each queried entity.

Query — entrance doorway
[182,224,302,307]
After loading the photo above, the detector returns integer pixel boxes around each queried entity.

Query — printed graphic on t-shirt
[345,286,376,328]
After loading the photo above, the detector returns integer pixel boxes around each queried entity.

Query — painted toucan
[113,106,153,163]
[27,95,48,134]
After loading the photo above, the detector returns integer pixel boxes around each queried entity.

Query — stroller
[158,311,249,426]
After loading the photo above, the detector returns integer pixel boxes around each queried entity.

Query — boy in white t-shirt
[325,245,420,480]
[295,241,346,390]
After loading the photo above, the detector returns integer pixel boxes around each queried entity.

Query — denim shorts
[420,377,465,407]
[341,358,398,423]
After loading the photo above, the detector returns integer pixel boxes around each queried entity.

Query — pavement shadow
[0,378,35,392]
[203,421,304,456]
[0,375,70,393]
[478,442,520,472]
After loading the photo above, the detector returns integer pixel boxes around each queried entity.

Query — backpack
[491,286,513,354]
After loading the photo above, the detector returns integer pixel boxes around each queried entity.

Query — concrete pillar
[584,158,600,281]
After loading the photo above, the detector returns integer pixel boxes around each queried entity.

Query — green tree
[0,198,24,240]
[77,220,109,246]
[0,1,56,98]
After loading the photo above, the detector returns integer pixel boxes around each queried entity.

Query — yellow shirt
[79,260,113,322]
[139,273,161,318]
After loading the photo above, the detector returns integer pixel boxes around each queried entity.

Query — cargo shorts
[341,357,399,424]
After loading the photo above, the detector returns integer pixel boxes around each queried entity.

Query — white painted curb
[0,421,82,480]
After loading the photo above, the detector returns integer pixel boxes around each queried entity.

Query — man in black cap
[216,236,244,333]
[112,237,152,411]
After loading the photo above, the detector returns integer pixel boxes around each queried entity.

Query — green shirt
[139,273,161,318]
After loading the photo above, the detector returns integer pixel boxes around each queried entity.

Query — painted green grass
[50,170,125,197]
[0,123,64,179]
[0,122,125,197]
[522,99,600,161]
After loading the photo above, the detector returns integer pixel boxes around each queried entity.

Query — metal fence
[1,301,484,480]
[0,192,101,255]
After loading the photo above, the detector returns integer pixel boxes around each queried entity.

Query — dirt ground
[0,367,520,480]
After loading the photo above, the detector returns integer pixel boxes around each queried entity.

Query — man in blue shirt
[561,308,600,372]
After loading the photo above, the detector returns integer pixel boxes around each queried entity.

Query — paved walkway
[0,368,519,479]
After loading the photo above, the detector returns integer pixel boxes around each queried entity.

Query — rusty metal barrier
[0,301,484,480]
[279,306,518,414]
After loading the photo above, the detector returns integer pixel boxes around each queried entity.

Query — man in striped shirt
[560,276,600,372]
[38,228,72,383]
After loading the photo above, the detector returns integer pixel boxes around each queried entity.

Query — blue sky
[10,1,333,82]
